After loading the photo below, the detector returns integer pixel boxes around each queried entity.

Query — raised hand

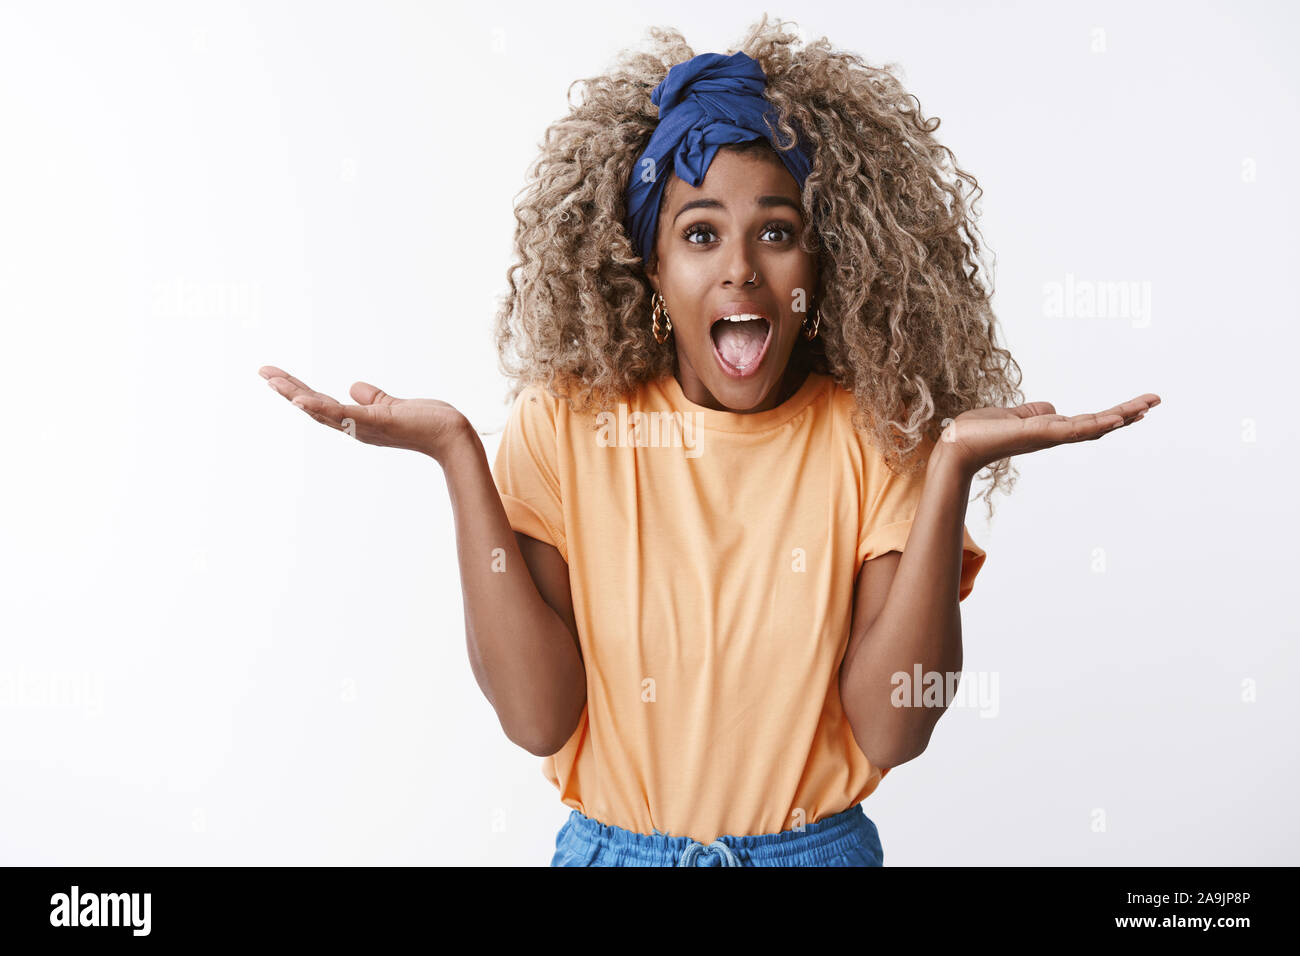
[259,365,472,464]
[938,393,1162,478]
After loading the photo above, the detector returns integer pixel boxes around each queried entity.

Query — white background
[1,0,1296,865]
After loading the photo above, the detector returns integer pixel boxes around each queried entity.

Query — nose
[722,245,759,288]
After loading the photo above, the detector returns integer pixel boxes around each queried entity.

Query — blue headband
[624,50,814,263]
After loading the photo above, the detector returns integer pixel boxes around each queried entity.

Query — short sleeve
[490,385,568,563]
[855,431,987,602]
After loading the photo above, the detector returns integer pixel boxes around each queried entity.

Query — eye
[682,223,716,245]
[680,220,799,245]
[760,220,797,242]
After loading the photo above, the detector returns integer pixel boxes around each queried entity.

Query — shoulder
[514,382,559,406]
[822,379,876,449]
[509,381,565,423]
[826,382,935,475]
[512,377,652,427]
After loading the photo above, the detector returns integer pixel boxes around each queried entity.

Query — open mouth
[710,314,773,378]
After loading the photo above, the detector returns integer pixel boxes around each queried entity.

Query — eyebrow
[672,195,802,225]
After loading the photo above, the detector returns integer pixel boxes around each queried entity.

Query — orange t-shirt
[490,370,986,844]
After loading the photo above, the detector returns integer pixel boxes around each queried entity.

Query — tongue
[712,320,768,368]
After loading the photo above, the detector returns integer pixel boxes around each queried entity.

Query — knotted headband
[624,50,814,263]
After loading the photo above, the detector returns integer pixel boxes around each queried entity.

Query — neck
[770,348,811,407]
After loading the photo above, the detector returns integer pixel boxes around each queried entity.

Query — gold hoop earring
[651,292,673,344]
[802,306,820,341]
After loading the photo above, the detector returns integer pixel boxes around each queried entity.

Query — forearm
[439,426,585,756]
[840,445,972,766]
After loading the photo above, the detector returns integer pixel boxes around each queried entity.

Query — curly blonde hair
[493,14,1025,518]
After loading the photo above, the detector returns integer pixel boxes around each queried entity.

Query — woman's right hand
[259,365,473,464]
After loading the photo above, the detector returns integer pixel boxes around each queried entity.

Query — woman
[260,15,1158,865]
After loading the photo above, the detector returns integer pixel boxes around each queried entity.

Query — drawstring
[677,839,742,866]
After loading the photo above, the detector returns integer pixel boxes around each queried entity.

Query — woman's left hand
[937,393,1161,478]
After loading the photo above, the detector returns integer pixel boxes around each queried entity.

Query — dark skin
[844,393,1159,768]
[639,142,1163,768]
[259,148,1162,766]
[644,147,819,413]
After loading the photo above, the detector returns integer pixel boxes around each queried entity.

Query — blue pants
[549,802,883,867]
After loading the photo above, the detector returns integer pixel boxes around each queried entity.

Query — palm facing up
[940,393,1161,477]
[259,365,470,462]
